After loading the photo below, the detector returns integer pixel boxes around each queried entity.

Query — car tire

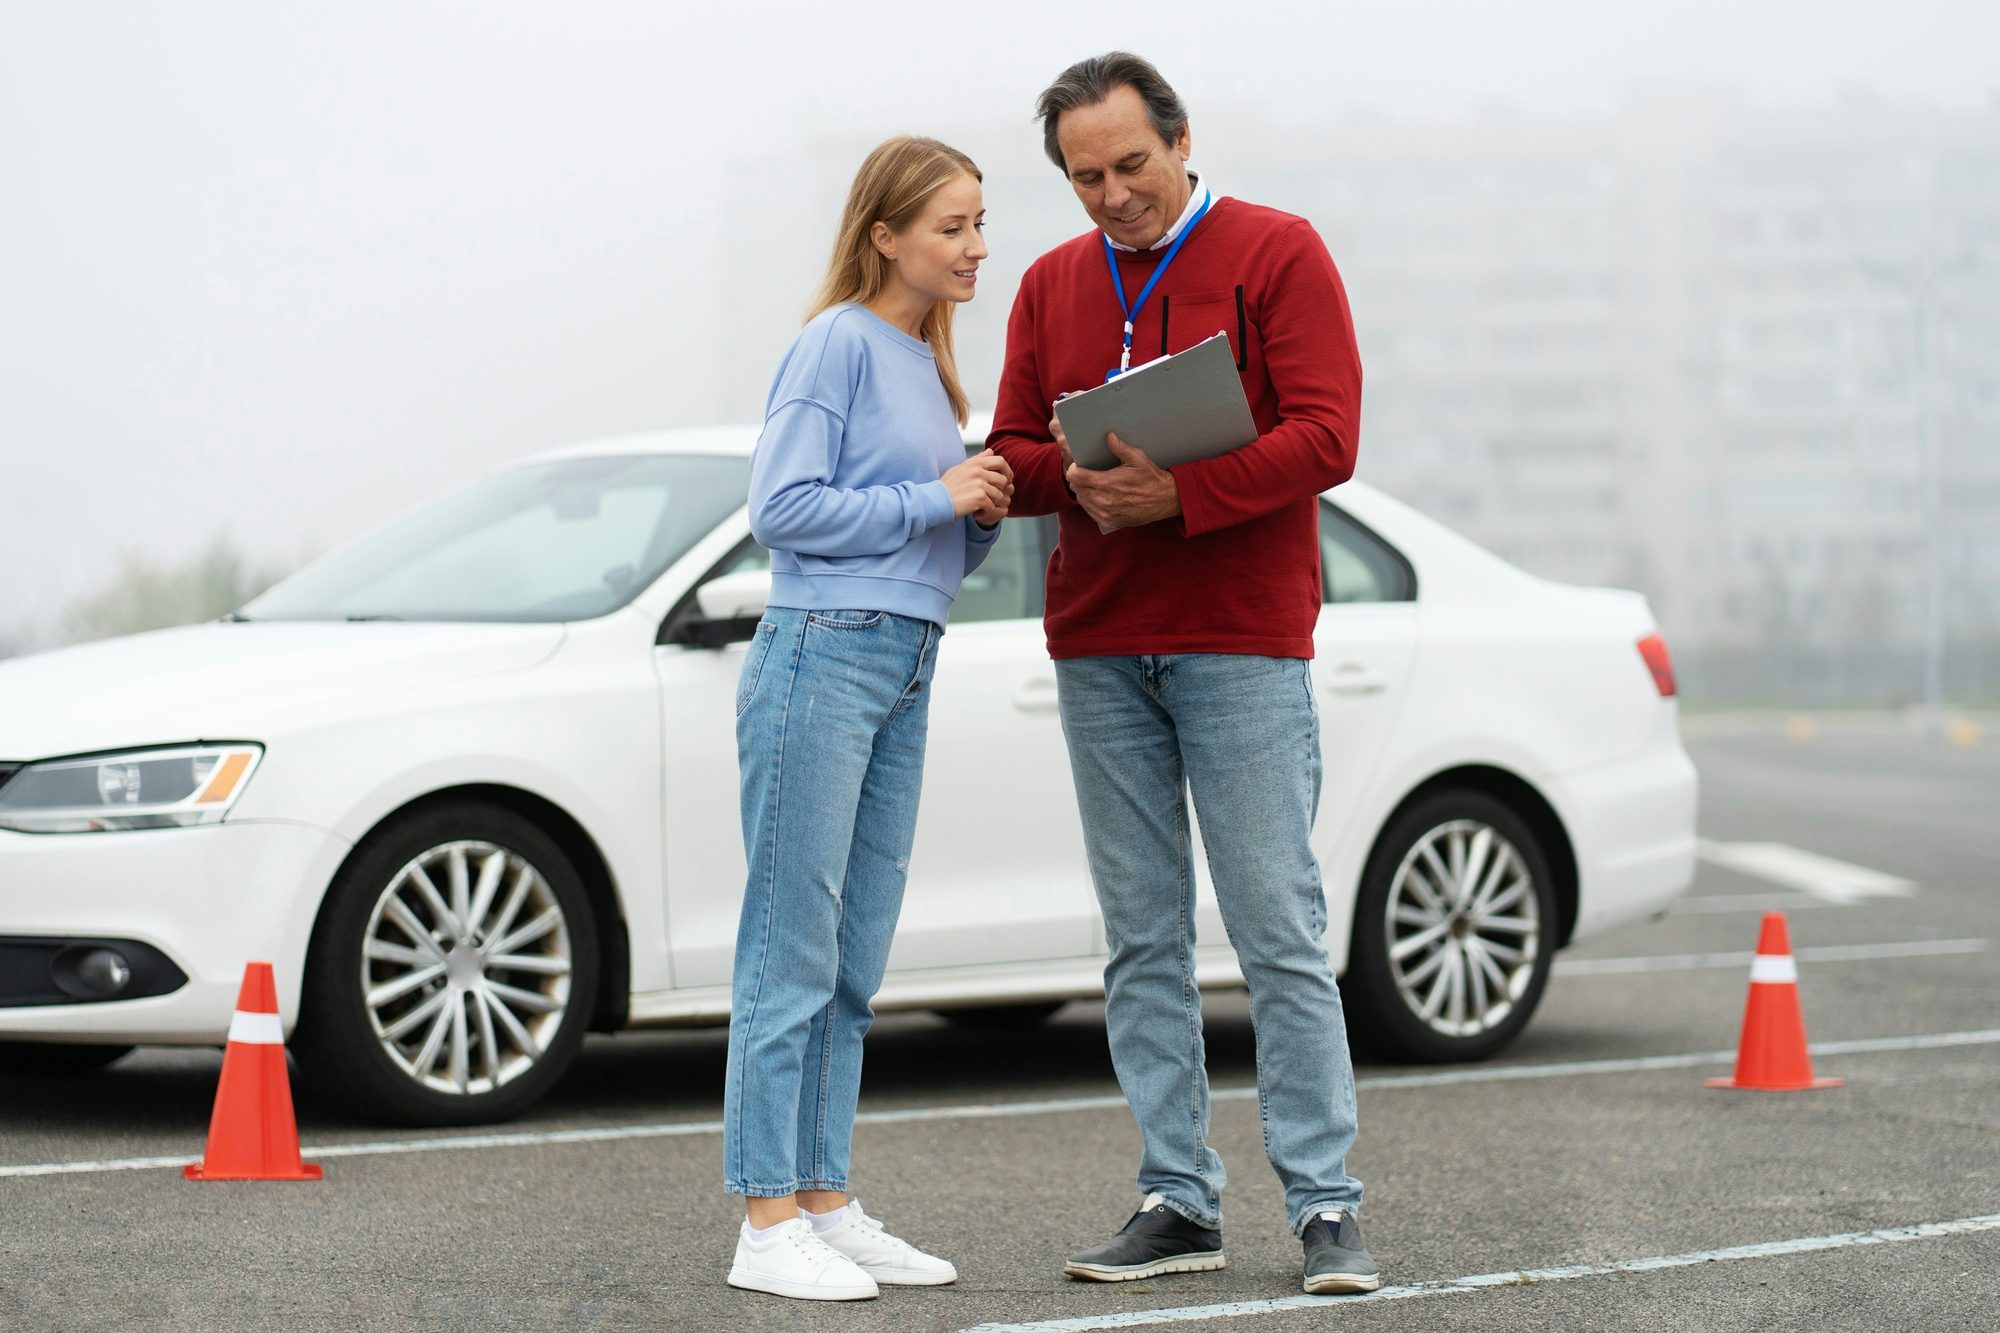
[294,799,599,1126]
[933,1001,1067,1030]
[0,1041,134,1075]
[1343,788,1557,1063]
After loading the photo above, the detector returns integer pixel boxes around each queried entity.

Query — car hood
[0,621,566,760]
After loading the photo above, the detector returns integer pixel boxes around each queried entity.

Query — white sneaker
[727,1217,879,1301]
[808,1199,958,1286]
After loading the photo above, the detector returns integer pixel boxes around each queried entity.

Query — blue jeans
[1055,653,1363,1237]
[723,606,940,1197]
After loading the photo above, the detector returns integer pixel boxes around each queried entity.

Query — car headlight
[0,744,264,833]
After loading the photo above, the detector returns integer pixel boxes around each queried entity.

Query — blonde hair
[808,136,982,426]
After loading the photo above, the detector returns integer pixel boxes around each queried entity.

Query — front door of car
[654,515,1097,991]
[653,533,773,989]
[1187,500,1419,956]
[890,514,1098,973]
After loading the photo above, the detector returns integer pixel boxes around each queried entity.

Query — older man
[987,52,1378,1295]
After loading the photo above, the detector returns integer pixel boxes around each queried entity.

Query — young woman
[722,137,1012,1302]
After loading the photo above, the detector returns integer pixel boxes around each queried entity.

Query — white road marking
[955,1213,2000,1332]
[5,1028,1998,1181]
[1667,892,1828,915]
[1555,938,1985,976]
[1697,839,1916,903]
[1350,1027,2000,1091]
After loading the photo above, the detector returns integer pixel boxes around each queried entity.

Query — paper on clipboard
[1053,332,1258,470]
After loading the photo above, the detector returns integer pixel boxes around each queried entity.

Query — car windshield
[243,453,750,623]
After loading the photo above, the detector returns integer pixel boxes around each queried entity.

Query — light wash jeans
[723,606,940,1197]
[1055,653,1363,1237]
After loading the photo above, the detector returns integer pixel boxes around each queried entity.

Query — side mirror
[677,571,771,647]
[697,571,771,621]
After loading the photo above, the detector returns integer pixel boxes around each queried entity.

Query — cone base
[183,1162,324,1181]
[1703,1076,1844,1091]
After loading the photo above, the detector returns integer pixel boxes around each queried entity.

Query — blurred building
[1252,91,2000,706]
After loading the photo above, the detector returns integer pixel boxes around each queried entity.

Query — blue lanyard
[1101,191,1212,377]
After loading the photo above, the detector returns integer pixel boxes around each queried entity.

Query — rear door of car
[1186,499,1421,957]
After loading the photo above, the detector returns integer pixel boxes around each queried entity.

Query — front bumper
[0,820,349,1044]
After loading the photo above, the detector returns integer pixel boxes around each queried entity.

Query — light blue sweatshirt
[748,305,1000,627]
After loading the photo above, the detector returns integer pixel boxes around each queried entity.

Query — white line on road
[955,1212,2000,1332]
[1350,1026,2000,1091]
[1666,891,1830,915]
[1554,938,1985,976]
[1697,839,1915,903]
[5,1028,1998,1181]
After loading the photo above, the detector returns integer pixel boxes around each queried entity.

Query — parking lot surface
[3,721,1996,1331]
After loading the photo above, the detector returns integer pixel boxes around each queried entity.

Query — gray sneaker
[1301,1209,1381,1294]
[1064,1193,1225,1282]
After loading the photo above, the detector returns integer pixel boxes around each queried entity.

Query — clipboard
[1053,332,1258,470]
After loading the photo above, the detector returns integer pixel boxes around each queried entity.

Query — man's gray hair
[1035,52,1189,173]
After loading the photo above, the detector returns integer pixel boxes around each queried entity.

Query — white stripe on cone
[226,1011,285,1045]
[1749,954,1799,984]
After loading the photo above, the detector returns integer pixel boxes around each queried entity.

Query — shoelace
[844,1205,916,1254]
[786,1225,854,1275]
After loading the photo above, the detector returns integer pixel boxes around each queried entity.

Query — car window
[1321,503,1417,604]
[695,516,1044,627]
[246,454,751,623]
[950,518,1046,624]
[709,541,771,578]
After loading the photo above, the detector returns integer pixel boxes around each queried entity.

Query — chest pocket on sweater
[1159,286,1248,370]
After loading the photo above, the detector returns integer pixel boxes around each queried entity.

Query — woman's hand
[971,473,1015,528]
[943,450,1011,519]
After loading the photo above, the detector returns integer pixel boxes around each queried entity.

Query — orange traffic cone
[184,962,324,1180]
[1705,913,1843,1092]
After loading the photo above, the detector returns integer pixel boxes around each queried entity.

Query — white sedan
[0,426,1697,1124]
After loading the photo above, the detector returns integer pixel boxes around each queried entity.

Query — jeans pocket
[805,609,887,630]
[735,621,779,717]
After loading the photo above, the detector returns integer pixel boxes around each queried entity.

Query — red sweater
[989,197,1361,659]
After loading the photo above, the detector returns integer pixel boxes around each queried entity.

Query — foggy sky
[3,1,1995,647]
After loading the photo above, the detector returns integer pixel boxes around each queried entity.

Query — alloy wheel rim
[1384,819,1539,1038]
[361,840,572,1096]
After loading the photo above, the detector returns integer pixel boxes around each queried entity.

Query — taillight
[1637,633,1677,697]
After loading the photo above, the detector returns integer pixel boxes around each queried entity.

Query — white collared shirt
[1105,170,1217,252]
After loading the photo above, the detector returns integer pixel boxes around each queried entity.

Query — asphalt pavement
[2,717,1996,1331]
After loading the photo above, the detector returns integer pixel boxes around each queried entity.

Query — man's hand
[1048,409,1075,473]
[1065,432,1181,532]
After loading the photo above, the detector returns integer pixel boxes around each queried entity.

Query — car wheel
[0,1041,134,1075]
[1343,789,1557,1063]
[934,1001,1067,1030]
[295,799,599,1126]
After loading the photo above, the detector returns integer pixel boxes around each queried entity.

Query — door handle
[1322,662,1389,696]
[1012,677,1061,713]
